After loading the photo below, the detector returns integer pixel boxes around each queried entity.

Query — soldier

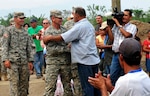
[9,18,15,26]
[43,7,101,96]
[1,12,34,96]
[43,10,72,96]
[0,25,5,81]
[63,14,75,30]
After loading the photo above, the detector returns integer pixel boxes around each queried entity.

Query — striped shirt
[112,22,137,52]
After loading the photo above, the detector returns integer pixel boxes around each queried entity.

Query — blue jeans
[146,58,150,72]
[34,51,44,76]
[110,53,124,86]
[77,63,101,96]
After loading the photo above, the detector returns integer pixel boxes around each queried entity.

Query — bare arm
[113,18,132,38]
[143,44,150,53]
[97,44,112,49]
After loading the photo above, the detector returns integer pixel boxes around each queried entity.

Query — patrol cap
[9,18,14,25]
[99,21,108,30]
[50,10,62,18]
[30,18,37,23]
[119,38,141,59]
[13,12,26,18]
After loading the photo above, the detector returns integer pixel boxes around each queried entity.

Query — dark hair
[124,9,132,16]
[23,23,30,27]
[75,7,86,17]
[96,15,103,18]
[123,51,141,66]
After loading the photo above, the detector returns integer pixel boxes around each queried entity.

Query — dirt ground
[0,74,45,96]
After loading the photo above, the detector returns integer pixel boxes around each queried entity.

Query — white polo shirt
[110,70,150,96]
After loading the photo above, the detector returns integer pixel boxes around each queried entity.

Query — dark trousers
[77,63,101,96]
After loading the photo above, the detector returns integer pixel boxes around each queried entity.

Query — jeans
[146,58,150,72]
[110,53,124,86]
[77,63,101,96]
[33,51,44,76]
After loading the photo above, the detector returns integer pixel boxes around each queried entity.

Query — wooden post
[112,0,121,12]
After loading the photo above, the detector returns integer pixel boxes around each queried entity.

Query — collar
[128,68,142,73]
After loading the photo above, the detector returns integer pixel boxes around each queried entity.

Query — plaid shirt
[112,22,137,52]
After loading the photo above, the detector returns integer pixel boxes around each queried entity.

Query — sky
[0,0,150,19]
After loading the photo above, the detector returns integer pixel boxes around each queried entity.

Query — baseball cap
[30,18,37,23]
[50,10,62,18]
[99,21,108,30]
[119,38,141,58]
[14,12,26,18]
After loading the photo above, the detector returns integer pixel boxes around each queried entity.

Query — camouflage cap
[9,18,15,25]
[13,12,26,18]
[50,10,62,18]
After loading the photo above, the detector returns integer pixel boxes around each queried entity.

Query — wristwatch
[118,25,123,28]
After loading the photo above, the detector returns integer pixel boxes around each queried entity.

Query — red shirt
[143,39,150,58]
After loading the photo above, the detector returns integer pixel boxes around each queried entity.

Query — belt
[113,51,119,54]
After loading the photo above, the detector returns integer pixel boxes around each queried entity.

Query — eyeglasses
[55,17,62,19]
[43,23,49,24]
[19,17,25,19]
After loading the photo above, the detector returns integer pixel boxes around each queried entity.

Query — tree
[87,4,107,26]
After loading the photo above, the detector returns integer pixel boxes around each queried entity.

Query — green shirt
[28,25,43,52]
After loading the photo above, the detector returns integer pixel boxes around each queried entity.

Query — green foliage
[132,8,150,23]
[87,4,107,26]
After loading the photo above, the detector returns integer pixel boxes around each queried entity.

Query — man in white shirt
[88,38,150,96]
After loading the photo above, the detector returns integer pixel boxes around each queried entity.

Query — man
[108,9,137,85]
[43,10,72,96]
[0,25,5,81]
[95,15,103,36]
[9,18,15,26]
[28,18,44,78]
[63,8,82,96]
[43,7,101,96]
[88,38,150,96]
[2,12,34,96]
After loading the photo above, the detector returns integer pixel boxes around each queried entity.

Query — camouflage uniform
[0,25,5,80]
[63,19,75,30]
[1,25,34,96]
[43,25,72,96]
[63,19,82,96]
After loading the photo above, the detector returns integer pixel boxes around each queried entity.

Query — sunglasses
[19,17,25,19]
[43,23,49,24]
[55,17,62,19]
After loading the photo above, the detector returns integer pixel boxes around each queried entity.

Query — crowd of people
[0,6,150,96]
